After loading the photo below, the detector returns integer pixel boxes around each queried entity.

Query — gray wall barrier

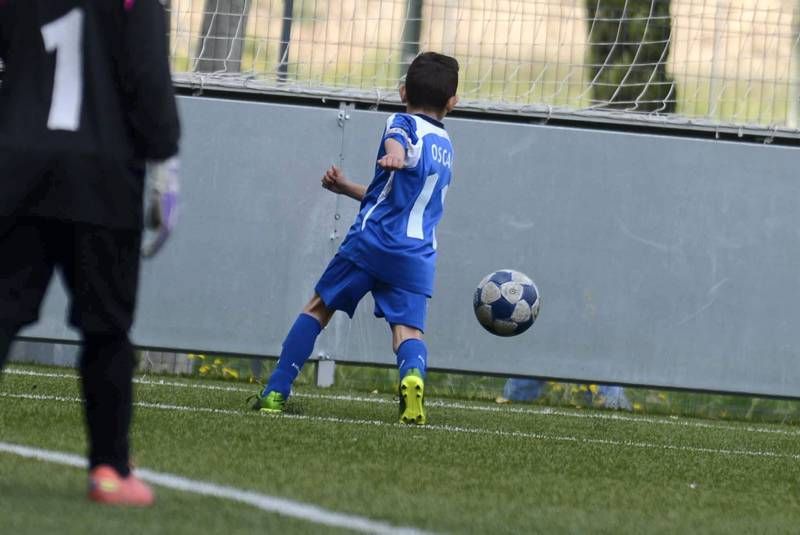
[20,96,800,398]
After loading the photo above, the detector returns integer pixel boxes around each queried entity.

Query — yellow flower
[198,365,211,375]
[222,367,239,379]
[213,358,224,366]
[633,402,643,412]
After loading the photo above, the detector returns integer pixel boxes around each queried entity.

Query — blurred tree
[585,0,676,113]
[195,0,251,73]
[276,0,293,82]
[401,0,423,70]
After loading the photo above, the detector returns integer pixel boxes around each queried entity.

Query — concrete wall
[19,96,800,397]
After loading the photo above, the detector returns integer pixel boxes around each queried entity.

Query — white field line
[2,391,799,462]
[0,440,430,535]
[7,367,800,438]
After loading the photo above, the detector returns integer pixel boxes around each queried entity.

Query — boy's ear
[399,84,407,103]
[445,95,459,113]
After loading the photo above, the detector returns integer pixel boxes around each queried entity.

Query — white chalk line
[2,391,799,462]
[0,440,431,535]
[7,367,800,438]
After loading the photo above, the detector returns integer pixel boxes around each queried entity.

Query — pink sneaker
[88,465,155,506]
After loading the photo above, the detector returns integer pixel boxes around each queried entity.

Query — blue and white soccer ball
[473,269,540,337]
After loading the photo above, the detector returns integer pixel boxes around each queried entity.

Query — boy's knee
[303,294,334,327]
[392,325,423,353]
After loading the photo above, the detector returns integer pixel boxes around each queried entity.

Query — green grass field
[2,364,800,534]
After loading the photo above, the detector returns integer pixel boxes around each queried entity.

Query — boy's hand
[321,165,349,194]
[376,153,405,170]
[377,138,406,170]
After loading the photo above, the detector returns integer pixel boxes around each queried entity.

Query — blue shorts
[314,254,428,332]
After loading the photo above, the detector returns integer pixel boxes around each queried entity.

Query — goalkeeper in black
[0,0,180,506]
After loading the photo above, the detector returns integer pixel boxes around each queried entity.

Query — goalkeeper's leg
[0,217,57,374]
[67,222,153,506]
[80,333,153,507]
[0,324,20,372]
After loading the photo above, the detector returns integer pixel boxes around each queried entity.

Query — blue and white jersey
[338,113,454,296]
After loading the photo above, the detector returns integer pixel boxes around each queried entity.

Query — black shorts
[0,217,142,334]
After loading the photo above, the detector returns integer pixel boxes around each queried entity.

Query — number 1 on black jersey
[41,8,84,132]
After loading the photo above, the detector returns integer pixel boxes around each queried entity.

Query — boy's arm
[321,120,409,201]
[321,165,367,201]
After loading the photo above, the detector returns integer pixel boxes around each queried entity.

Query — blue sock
[396,339,427,380]
[264,313,322,398]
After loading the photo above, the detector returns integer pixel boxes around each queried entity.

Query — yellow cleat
[399,369,426,425]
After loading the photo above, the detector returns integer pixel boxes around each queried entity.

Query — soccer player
[0,0,180,506]
[253,52,459,425]
[499,378,633,411]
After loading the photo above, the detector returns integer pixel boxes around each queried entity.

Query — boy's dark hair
[404,52,459,110]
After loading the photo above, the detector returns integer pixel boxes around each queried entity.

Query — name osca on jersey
[430,142,453,169]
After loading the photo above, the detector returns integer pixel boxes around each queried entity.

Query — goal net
[167,0,800,136]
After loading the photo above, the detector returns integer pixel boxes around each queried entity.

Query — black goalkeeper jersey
[0,0,180,228]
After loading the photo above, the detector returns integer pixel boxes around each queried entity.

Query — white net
[168,0,800,136]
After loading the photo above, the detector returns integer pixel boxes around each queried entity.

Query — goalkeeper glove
[141,156,180,258]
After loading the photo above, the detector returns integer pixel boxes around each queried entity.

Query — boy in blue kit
[253,52,459,424]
